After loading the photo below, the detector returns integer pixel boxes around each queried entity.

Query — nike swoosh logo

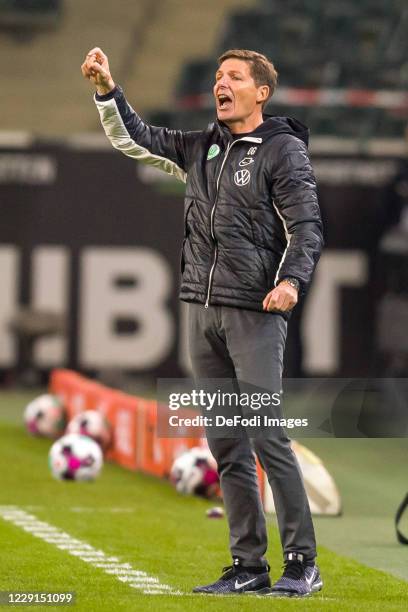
[306,569,316,586]
[234,577,258,590]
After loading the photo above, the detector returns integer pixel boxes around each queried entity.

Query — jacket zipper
[204,139,236,308]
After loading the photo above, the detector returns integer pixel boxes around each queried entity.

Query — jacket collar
[214,114,309,146]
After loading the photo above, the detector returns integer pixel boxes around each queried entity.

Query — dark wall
[0,144,399,377]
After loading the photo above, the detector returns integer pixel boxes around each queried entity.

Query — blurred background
[0,0,408,387]
[0,2,407,597]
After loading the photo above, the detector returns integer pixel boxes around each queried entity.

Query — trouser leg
[252,436,316,560]
[222,307,317,562]
[206,435,268,565]
[188,303,268,565]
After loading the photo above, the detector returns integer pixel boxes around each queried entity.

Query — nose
[216,75,229,88]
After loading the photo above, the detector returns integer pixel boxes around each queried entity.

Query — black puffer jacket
[95,86,323,313]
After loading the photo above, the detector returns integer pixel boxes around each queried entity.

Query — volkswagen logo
[234,169,251,186]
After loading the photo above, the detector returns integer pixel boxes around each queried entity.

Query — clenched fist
[263,280,298,313]
[81,47,115,96]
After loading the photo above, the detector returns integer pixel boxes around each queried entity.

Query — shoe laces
[281,560,305,581]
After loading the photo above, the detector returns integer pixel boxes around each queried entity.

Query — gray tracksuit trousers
[188,302,317,567]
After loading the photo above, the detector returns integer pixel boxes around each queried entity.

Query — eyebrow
[215,69,243,78]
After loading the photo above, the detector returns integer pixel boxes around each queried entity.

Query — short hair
[217,49,278,107]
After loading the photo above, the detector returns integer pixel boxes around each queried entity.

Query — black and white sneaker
[262,552,323,597]
[193,557,270,594]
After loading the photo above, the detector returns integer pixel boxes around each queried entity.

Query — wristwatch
[280,277,300,291]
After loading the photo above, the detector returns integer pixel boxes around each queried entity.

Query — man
[81,47,324,597]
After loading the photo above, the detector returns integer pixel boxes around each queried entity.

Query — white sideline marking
[0,507,181,596]
[105,569,150,577]
[94,562,132,569]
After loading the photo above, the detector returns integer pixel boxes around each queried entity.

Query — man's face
[214,58,265,125]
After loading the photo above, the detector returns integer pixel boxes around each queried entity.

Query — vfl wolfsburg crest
[207,144,220,160]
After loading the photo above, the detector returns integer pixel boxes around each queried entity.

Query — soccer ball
[24,394,66,438]
[49,433,103,481]
[66,410,111,451]
[170,447,219,498]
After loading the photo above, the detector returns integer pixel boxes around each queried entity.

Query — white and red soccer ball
[170,447,219,498]
[66,410,112,451]
[48,433,103,481]
[24,394,66,438]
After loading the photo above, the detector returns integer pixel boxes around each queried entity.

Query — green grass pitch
[0,390,407,611]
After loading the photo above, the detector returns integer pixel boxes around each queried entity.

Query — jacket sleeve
[94,85,200,183]
[270,133,324,293]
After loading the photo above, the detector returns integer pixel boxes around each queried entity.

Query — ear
[256,85,270,104]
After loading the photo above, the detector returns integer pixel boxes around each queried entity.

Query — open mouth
[217,93,233,110]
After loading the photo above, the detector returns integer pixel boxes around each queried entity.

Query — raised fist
[81,47,115,95]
